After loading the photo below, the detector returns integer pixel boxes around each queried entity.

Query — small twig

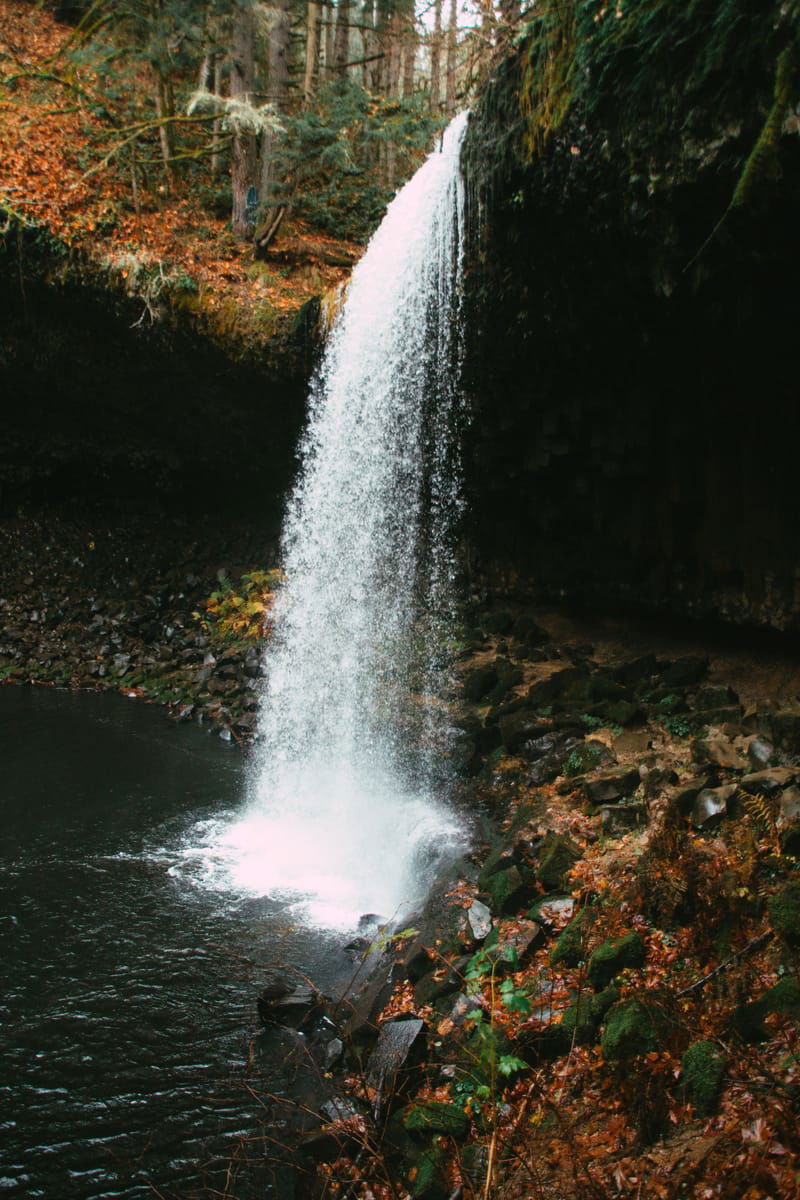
[676,931,774,998]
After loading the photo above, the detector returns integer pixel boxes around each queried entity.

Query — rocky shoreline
[0,510,278,742]
[253,611,800,1199]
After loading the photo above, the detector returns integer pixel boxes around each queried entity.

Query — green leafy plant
[194,568,283,648]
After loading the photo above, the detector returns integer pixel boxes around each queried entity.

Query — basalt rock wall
[462,5,800,631]
[0,227,314,519]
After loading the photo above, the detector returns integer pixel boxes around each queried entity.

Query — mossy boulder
[587,932,646,990]
[561,739,613,778]
[463,663,499,703]
[732,976,800,1042]
[403,1101,469,1140]
[560,986,619,1046]
[680,1041,726,1115]
[527,667,584,709]
[601,999,667,1061]
[550,907,594,968]
[767,881,800,946]
[482,864,536,915]
[410,1147,448,1199]
[536,832,581,890]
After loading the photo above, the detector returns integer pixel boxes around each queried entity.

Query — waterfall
[193,113,470,930]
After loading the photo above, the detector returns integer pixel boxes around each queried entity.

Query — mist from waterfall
[191,112,470,929]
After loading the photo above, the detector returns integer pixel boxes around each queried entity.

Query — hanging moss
[732,46,796,207]
[513,0,799,175]
[519,0,577,156]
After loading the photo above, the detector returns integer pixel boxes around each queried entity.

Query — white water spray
[187,113,470,929]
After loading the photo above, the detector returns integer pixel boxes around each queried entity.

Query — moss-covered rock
[410,1147,448,1199]
[587,932,646,990]
[550,907,594,968]
[463,663,499,703]
[681,1041,726,1115]
[560,986,619,1046]
[732,976,800,1042]
[483,864,536,915]
[767,882,800,946]
[561,740,613,778]
[403,1101,469,1140]
[536,832,581,890]
[601,999,667,1061]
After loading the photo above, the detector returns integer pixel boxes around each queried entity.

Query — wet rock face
[462,48,800,631]
[0,255,309,515]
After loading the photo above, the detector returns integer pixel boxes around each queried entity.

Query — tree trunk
[386,11,401,95]
[258,0,291,242]
[361,0,376,88]
[334,0,351,74]
[445,0,457,114]
[153,68,175,189]
[303,0,321,105]
[325,0,336,78]
[429,0,442,112]
[402,2,416,98]
[230,0,257,240]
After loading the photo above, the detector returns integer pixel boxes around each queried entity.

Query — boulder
[560,985,619,1046]
[550,908,594,968]
[691,784,737,828]
[747,736,778,769]
[778,785,800,822]
[498,708,552,753]
[485,657,524,706]
[414,968,463,1010]
[691,736,748,770]
[536,832,581,890]
[513,614,549,645]
[601,803,649,837]
[693,685,739,713]
[467,899,493,941]
[732,977,800,1042]
[587,932,646,990]
[583,767,641,806]
[670,776,710,816]
[527,894,575,929]
[257,978,322,1029]
[483,610,514,635]
[767,882,800,947]
[680,1041,726,1115]
[410,1148,448,1200]
[463,663,498,703]
[527,667,584,709]
[365,1018,426,1098]
[601,999,667,1061]
[739,767,797,795]
[402,1100,469,1139]
[561,740,615,779]
[483,865,536,915]
[611,655,659,689]
[484,918,544,967]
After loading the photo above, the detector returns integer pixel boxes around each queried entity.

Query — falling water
[193,113,470,929]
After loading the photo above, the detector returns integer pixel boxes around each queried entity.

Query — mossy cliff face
[0,222,316,517]
[462,0,800,631]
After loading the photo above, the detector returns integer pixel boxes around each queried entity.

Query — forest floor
[0,0,359,335]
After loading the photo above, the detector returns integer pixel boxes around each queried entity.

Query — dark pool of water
[0,687,356,1199]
